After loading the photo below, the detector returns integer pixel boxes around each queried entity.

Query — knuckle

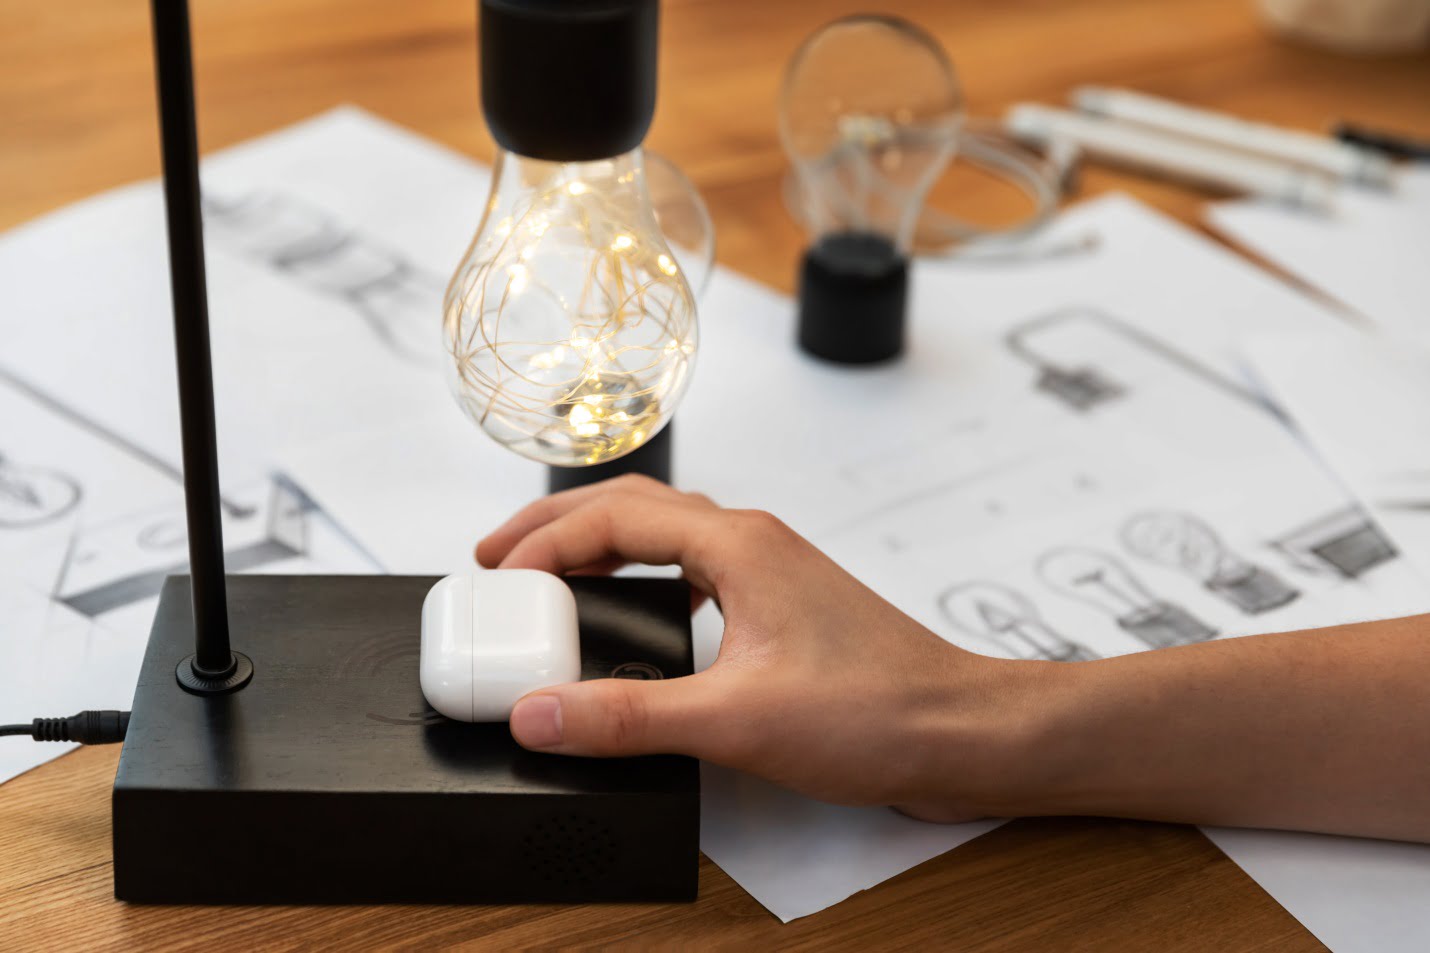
[738,509,789,538]
[612,472,661,492]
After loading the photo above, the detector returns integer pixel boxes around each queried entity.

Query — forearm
[979,614,1430,841]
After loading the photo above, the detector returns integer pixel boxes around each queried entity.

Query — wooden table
[2,0,1426,948]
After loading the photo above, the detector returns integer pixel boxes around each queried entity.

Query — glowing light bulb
[778,14,962,364]
[1037,547,1217,649]
[1121,511,1299,614]
[938,582,1096,662]
[446,0,699,469]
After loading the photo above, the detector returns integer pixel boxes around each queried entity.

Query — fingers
[476,474,710,568]
[497,493,726,596]
[509,675,721,758]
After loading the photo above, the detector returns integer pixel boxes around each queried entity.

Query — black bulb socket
[480,0,659,161]
[796,232,910,365]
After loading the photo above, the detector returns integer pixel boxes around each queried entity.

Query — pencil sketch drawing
[1005,307,1260,412]
[1270,506,1399,579]
[0,454,82,528]
[938,581,1098,662]
[1121,510,1300,614]
[204,191,445,365]
[55,479,311,618]
[1037,546,1218,649]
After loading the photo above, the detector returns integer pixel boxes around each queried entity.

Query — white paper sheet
[1203,828,1430,953]
[1246,332,1430,583]
[1207,164,1430,336]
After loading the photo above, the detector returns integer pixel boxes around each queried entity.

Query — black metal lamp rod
[150,0,235,680]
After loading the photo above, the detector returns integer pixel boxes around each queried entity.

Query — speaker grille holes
[522,814,617,887]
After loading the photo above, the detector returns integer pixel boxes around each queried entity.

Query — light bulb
[446,0,697,469]
[779,15,963,364]
[1121,511,1299,614]
[938,582,1096,662]
[780,15,962,252]
[444,151,697,467]
[1037,547,1217,649]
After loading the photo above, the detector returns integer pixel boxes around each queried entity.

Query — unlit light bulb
[939,582,1096,662]
[444,149,698,467]
[779,15,963,254]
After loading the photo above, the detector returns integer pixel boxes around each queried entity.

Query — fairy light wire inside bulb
[444,148,698,467]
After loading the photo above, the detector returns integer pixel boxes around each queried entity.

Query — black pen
[1333,122,1430,162]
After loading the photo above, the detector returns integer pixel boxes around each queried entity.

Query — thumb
[509,676,713,758]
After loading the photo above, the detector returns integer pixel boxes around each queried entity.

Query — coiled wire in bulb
[444,148,698,468]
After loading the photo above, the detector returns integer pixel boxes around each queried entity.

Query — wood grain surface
[3,0,1428,948]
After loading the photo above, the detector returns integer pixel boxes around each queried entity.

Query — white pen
[1073,86,1393,189]
[1005,103,1336,212]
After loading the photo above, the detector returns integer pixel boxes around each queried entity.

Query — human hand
[476,475,1053,821]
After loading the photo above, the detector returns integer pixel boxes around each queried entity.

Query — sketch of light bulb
[0,454,82,529]
[1037,547,1216,649]
[1121,511,1299,615]
[938,582,1096,662]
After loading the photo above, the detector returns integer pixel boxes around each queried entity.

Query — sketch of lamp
[203,191,446,365]
[938,582,1097,662]
[55,479,310,619]
[0,454,82,528]
[1037,547,1217,649]
[1121,510,1299,615]
[1269,506,1398,579]
[1005,308,1258,413]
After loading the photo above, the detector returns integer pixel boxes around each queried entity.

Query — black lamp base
[113,574,699,904]
[547,422,673,494]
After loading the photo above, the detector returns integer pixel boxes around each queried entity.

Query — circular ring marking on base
[176,652,254,695]
[611,661,663,680]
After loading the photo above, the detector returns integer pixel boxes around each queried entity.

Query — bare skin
[477,475,1430,843]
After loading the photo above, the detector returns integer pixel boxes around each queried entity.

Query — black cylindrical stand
[547,423,673,494]
[151,0,251,694]
[796,231,909,365]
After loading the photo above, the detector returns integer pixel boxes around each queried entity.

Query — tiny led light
[567,181,590,196]
[506,263,529,294]
[528,346,565,371]
[657,254,678,276]
[612,234,635,251]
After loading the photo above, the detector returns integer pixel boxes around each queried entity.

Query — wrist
[915,651,1098,818]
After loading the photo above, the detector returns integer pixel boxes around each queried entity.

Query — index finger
[498,494,727,598]
[476,474,692,568]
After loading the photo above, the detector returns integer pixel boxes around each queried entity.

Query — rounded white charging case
[420,569,581,722]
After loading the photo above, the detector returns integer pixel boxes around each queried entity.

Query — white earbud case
[420,570,581,722]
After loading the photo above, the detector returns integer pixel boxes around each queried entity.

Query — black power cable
[0,711,131,744]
